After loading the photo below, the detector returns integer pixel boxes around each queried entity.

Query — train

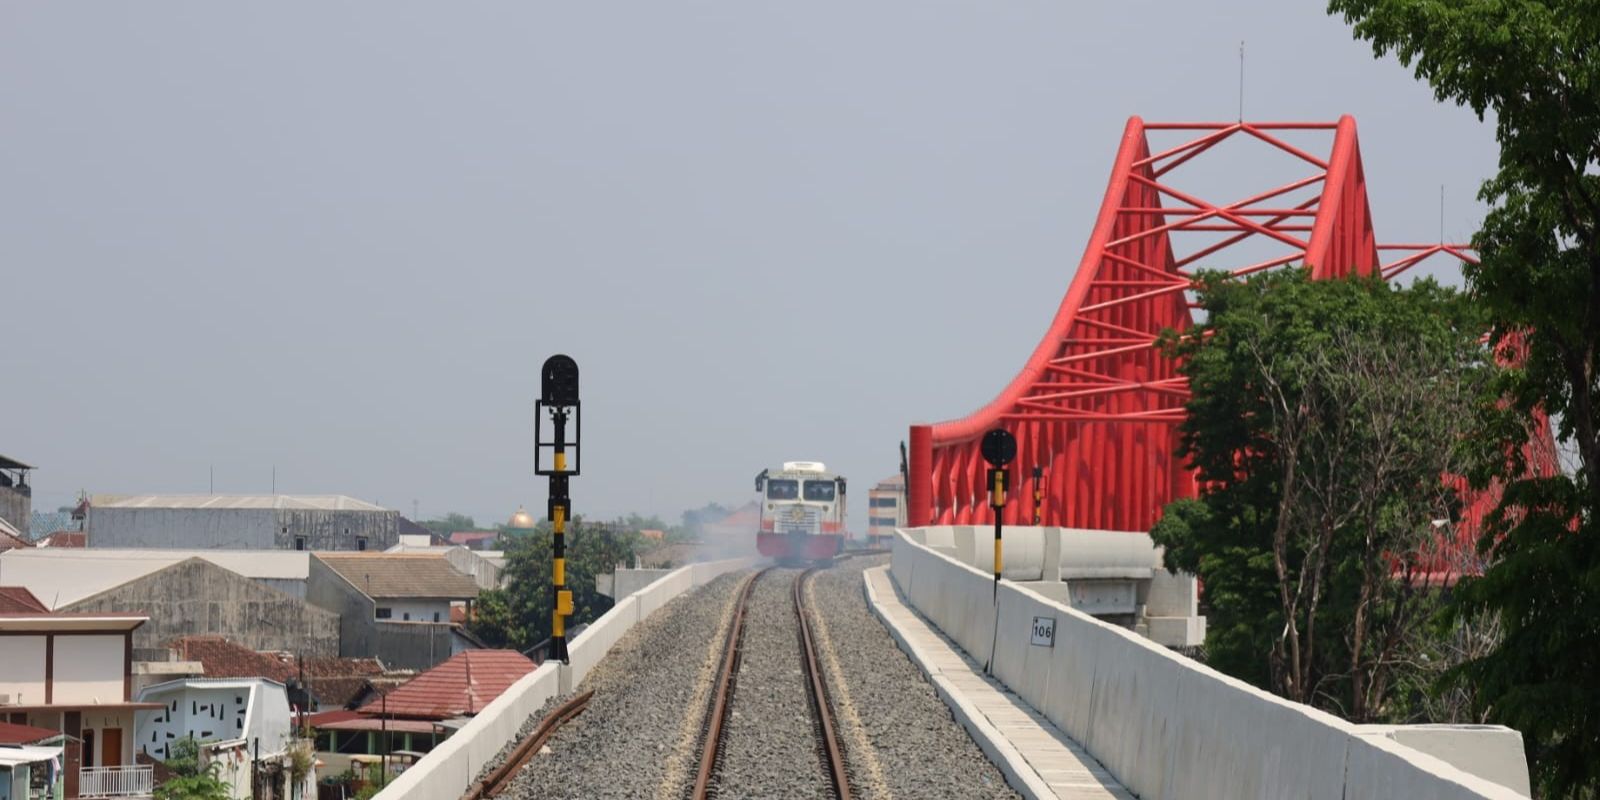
[754,461,846,562]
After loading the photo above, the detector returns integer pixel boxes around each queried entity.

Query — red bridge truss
[907,116,1553,571]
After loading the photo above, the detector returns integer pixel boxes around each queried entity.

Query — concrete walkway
[862,565,1133,800]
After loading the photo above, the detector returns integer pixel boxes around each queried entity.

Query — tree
[154,739,230,800]
[1327,1,1600,793]
[421,512,478,537]
[467,517,646,651]
[1151,269,1487,720]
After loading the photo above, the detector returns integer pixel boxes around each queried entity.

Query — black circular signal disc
[980,428,1017,467]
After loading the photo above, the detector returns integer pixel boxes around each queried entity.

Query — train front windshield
[803,480,836,502]
[767,479,799,500]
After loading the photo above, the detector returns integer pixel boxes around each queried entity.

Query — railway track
[465,690,594,799]
[690,566,853,800]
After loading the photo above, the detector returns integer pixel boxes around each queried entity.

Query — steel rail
[690,567,769,799]
[463,688,594,800]
[795,567,854,800]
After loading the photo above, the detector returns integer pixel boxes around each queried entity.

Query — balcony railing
[79,765,154,798]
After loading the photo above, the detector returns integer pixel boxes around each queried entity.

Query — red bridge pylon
[907,116,1523,543]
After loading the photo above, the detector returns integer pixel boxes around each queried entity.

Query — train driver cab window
[803,481,836,502]
[766,479,799,500]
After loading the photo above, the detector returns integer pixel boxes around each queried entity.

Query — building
[380,542,503,590]
[310,650,535,776]
[307,554,483,670]
[86,494,399,552]
[866,474,907,541]
[134,678,306,800]
[0,523,30,553]
[1,549,314,599]
[0,550,339,657]
[0,610,161,799]
[32,532,84,549]
[0,456,32,539]
[445,531,498,550]
[0,740,63,800]
[162,636,395,712]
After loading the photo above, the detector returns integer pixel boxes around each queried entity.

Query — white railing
[79,765,154,798]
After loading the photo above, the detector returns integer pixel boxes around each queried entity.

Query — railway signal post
[1031,464,1043,525]
[536,354,581,664]
[980,428,1016,599]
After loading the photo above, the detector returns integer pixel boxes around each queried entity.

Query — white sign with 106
[1031,615,1056,648]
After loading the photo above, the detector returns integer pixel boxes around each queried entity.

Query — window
[766,479,799,500]
[356,537,369,551]
[803,480,837,502]
[375,607,392,619]
[403,612,411,621]
[870,517,898,527]
[870,497,899,508]
[294,536,307,551]
[433,612,441,622]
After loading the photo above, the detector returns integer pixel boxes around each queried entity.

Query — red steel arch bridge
[905,116,1554,571]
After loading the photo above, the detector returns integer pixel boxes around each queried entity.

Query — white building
[0,612,157,799]
[134,679,303,800]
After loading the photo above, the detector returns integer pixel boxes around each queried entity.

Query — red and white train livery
[754,461,846,562]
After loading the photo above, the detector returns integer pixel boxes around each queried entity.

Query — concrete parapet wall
[890,529,1529,800]
[373,556,753,800]
[373,662,561,800]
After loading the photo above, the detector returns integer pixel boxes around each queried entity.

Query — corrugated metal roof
[315,553,481,599]
[356,650,534,719]
[0,549,309,608]
[91,494,389,512]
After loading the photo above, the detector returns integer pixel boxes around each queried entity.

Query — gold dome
[508,505,537,530]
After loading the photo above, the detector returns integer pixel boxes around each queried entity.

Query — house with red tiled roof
[310,650,535,774]
[33,531,85,548]
[446,531,499,550]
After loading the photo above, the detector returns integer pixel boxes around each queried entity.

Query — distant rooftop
[91,494,390,512]
[0,549,310,608]
[0,454,34,471]
[315,553,480,600]
[0,587,47,613]
[356,649,534,719]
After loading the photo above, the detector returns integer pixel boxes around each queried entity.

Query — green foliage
[154,739,230,800]
[353,771,391,800]
[1328,1,1600,794]
[420,512,478,537]
[1151,269,1487,720]
[468,516,647,651]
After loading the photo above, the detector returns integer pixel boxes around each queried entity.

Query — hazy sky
[2,3,1496,533]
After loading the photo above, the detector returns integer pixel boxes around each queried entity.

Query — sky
[1,2,1498,533]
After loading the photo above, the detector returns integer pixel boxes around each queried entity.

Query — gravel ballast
[807,555,1018,799]
[494,556,1017,799]
[707,568,832,799]
[498,569,750,800]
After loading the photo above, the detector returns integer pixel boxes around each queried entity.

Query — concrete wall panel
[890,529,1527,800]
[52,635,125,704]
[0,636,46,703]
[374,663,560,800]
[67,559,339,656]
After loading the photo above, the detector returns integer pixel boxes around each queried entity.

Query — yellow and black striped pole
[1032,464,1043,525]
[538,355,581,665]
[550,440,572,663]
[979,428,1016,601]
[989,466,1007,597]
